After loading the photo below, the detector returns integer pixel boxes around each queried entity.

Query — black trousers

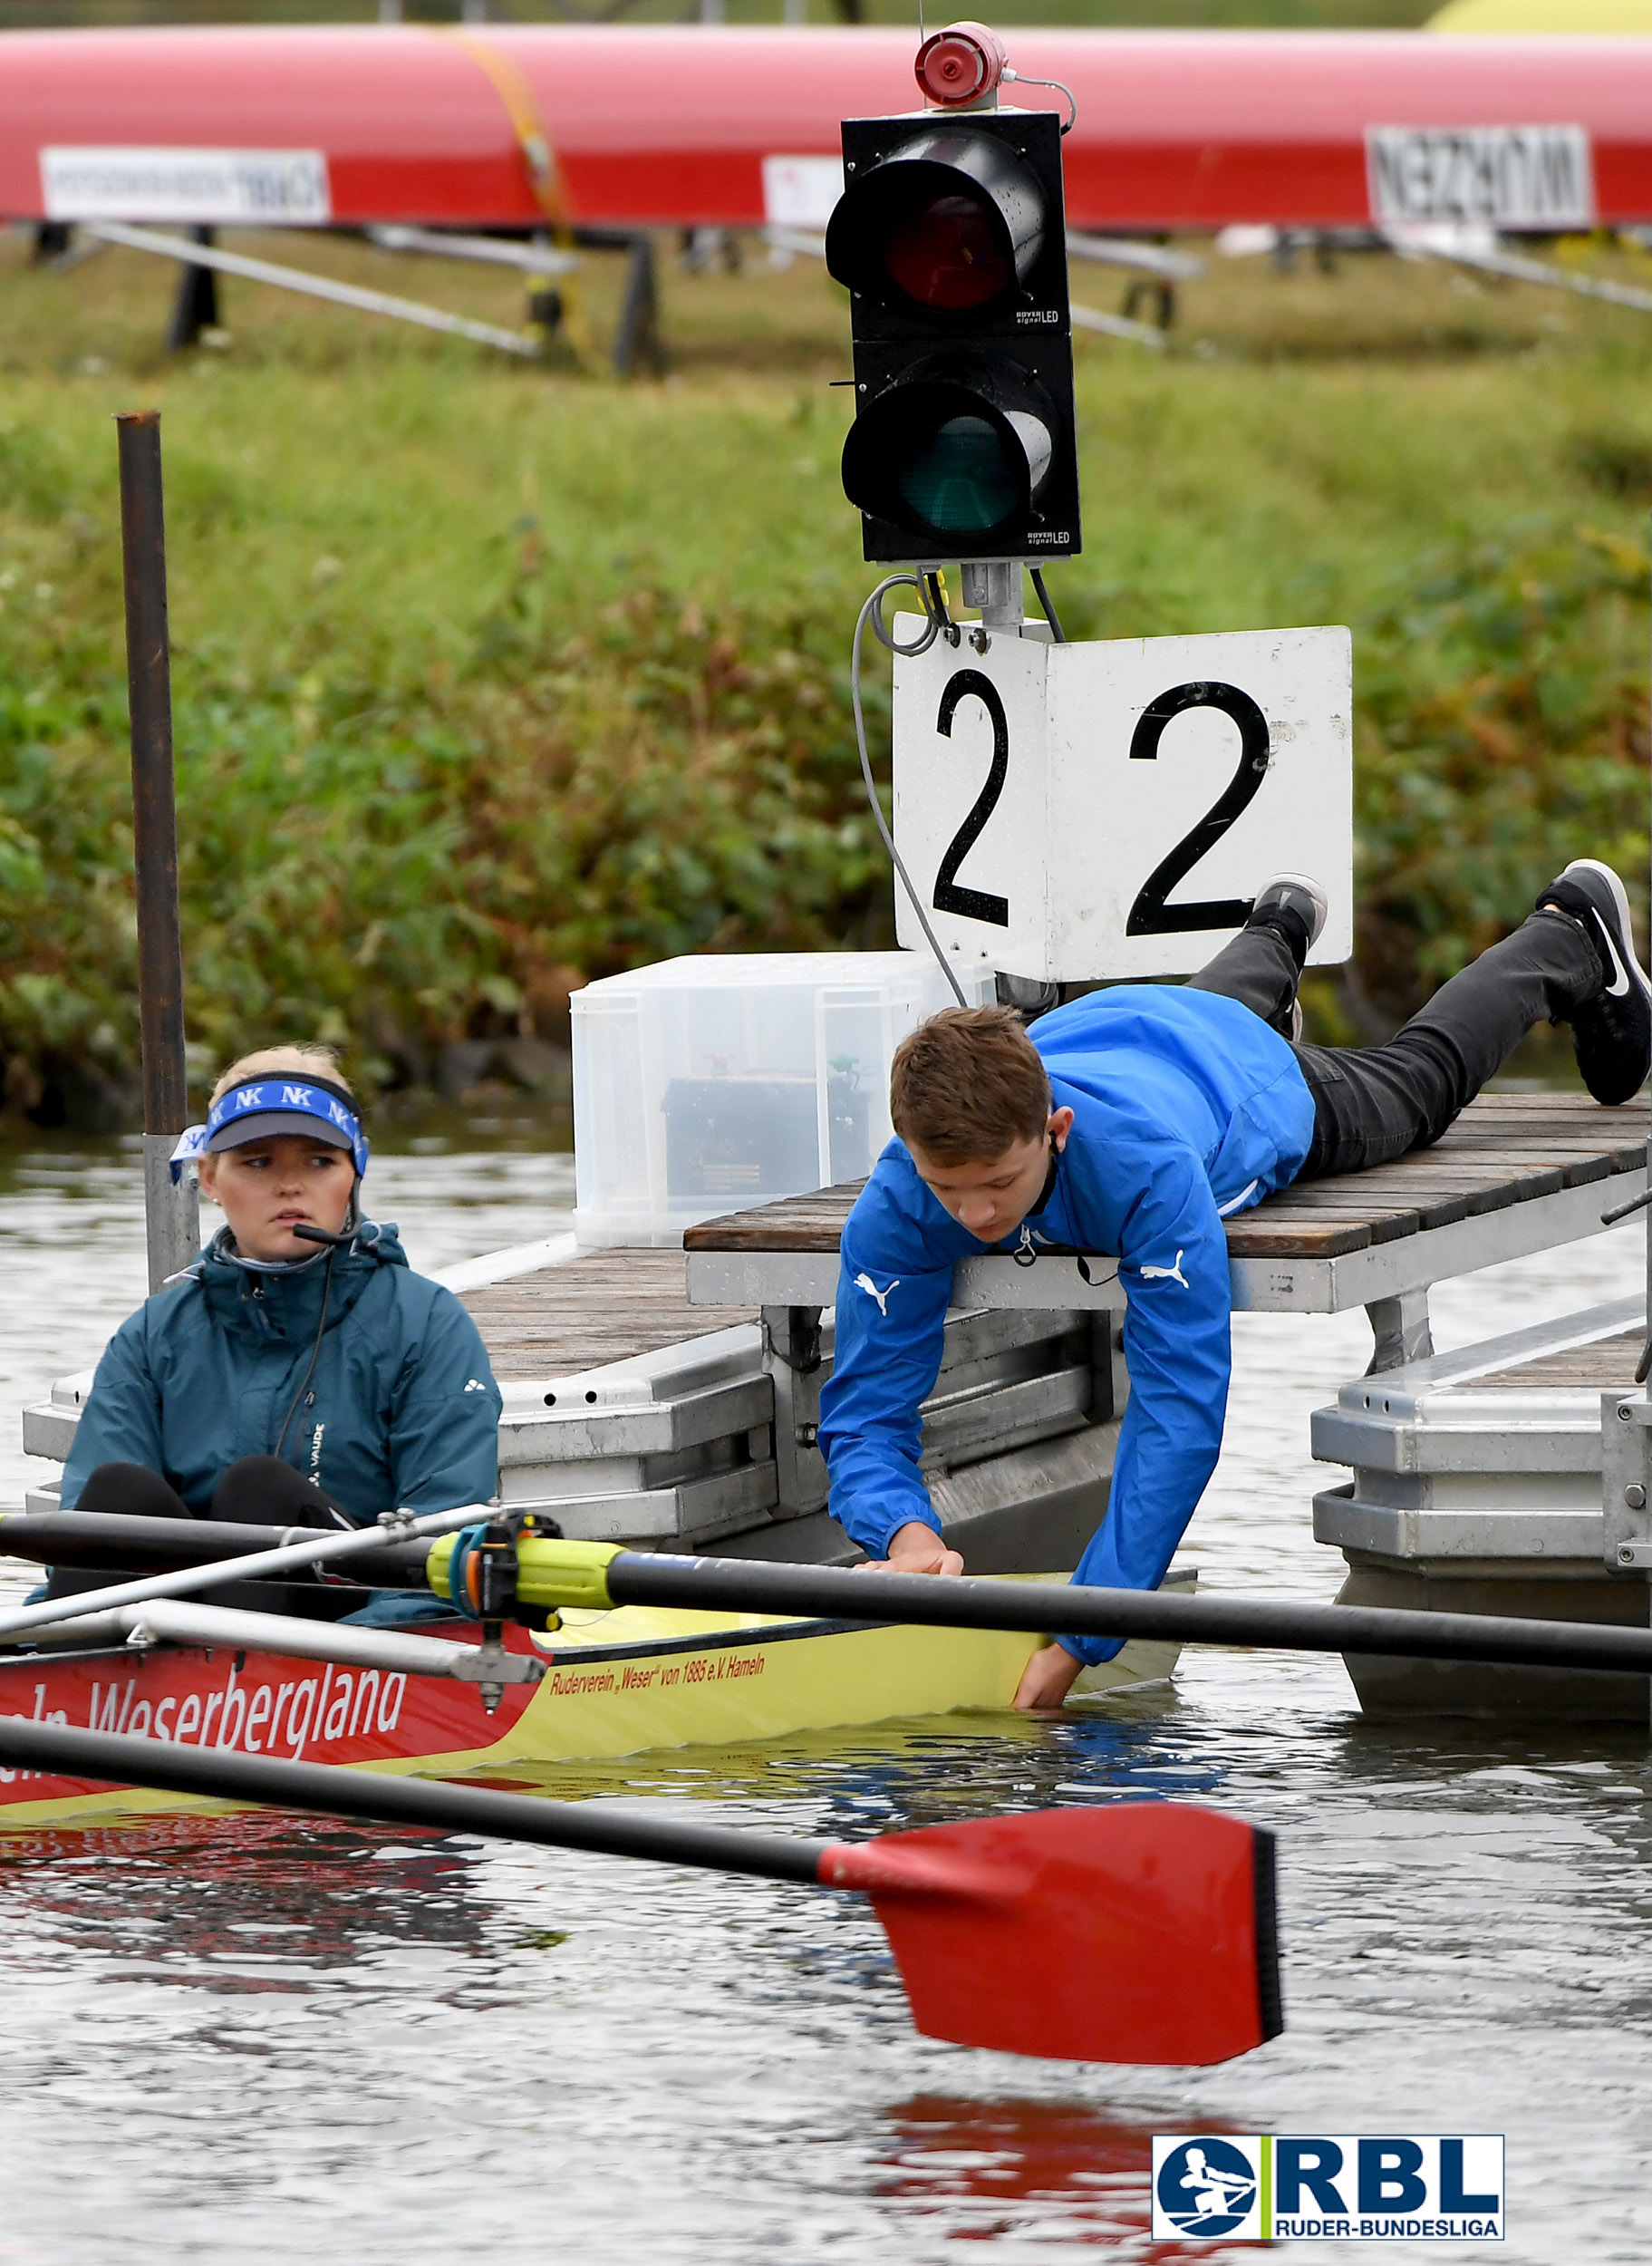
[42,1457,354,1610]
[1186,910,1602,1178]
[75,1455,352,1529]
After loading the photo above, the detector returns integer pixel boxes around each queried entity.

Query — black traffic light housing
[827,106,1080,566]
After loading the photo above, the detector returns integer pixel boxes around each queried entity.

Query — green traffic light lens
[882,193,1011,313]
[895,413,1018,535]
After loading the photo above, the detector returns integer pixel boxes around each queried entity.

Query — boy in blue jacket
[818,861,1652,1709]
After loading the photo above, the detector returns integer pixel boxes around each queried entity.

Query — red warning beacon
[913,21,1010,110]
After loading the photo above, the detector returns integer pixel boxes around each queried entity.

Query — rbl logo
[1154,2139,1258,2236]
[1151,2135,1504,2242]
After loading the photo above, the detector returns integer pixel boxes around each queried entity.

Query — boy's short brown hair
[890,1006,1052,1164]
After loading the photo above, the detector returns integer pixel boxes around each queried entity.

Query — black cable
[923,570,961,645]
[1029,566,1067,643]
[851,575,969,1008]
[274,1194,371,1511]
[273,1250,342,1518]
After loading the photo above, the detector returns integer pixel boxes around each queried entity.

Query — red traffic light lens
[883,191,1011,312]
[826,133,1043,318]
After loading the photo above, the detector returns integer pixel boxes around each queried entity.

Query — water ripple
[0,1149,1647,2260]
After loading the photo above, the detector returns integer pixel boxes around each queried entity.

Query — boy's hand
[1013,1641,1085,1712]
[857,1520,964,1577]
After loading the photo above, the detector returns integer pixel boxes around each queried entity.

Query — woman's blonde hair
[209,1045,354,1108]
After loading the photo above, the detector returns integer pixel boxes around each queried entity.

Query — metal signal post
[116,410,200,1293]
[826,31,1079,571]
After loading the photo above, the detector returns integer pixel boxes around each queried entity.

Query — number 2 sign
[891,619,1353,983]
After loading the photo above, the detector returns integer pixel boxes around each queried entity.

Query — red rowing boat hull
[4,27,1652,233]
[0,1624,536,1816]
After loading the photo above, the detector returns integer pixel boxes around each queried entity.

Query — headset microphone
[289,1222,360,1250]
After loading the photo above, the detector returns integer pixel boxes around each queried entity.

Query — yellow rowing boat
[0,1576,1188,1831]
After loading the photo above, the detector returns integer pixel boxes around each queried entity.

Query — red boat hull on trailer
[4,26,1652,235]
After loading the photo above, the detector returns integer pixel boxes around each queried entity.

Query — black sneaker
[1248,874,1328,965]
[1247,874,1328,1041]
[1539,858,1652,1106]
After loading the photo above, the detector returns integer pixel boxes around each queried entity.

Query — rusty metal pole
[116,410,199,1292]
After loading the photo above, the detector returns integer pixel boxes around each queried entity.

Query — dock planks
[460,1096,1647,1380]
[1476,1327,1645,1390]
[461,1250,754,1381]
[683,1093,1649,1264]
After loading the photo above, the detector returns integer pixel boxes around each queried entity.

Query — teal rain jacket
[62,1221,503,1522]
[817,987,1318,1663]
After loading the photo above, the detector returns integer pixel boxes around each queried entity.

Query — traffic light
[826,28,1080,567]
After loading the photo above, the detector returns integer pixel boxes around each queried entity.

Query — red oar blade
[822,1802,1280,2067]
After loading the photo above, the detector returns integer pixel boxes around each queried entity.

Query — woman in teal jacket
[58,1047,502,1565]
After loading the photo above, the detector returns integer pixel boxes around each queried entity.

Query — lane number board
[891,620,1353,983]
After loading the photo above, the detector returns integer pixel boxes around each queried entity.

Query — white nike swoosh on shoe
[1594,911,1635,999]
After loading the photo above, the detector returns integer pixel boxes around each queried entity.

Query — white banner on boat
[1366,125,1594,232]
[40,146,332,226]
[762,154,845,230]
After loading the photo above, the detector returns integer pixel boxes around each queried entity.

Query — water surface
[1,1143,1648,2262]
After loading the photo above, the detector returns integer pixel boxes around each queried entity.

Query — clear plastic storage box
[571,952,996,1247]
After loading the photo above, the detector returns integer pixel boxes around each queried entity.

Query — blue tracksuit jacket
[817,986,1318,1663]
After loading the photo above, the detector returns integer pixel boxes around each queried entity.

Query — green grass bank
[2,226,1650,1122]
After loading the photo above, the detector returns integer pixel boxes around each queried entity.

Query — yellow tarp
[1431,0,1652,27]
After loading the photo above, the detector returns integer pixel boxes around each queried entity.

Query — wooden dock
[450,1093,1647,1386]
[1476,1327,1642,1390]
[683,1092,1648,1264]
[446,1091,1652,1702]
[461,1249,753,1381]
[680,1092,1649,1344]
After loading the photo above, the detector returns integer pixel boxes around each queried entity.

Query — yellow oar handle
[426,1532,620,1612]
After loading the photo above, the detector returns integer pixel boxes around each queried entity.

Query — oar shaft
[0,1720,831,1885]
[0,1509,431,1585]
[0,1504,489,1645]
[604,1552,1652,1679]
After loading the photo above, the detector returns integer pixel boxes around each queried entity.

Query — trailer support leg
[164,228,219,351]
[613,235,664,377]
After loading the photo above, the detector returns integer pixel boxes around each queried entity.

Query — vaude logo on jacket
[1151,2135,1504,2242]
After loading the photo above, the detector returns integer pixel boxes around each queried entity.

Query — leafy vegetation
[2,226,1651,1118]
[1345,522,1649,1036]
[0,536,886,1117]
